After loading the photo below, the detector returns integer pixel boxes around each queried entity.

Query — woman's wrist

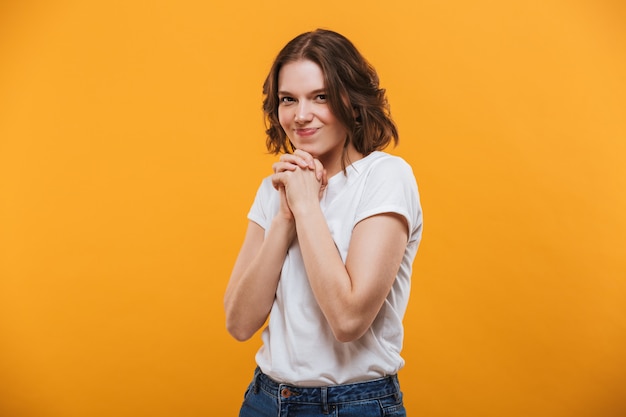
[290,199,320,220]
[270,215,296,240]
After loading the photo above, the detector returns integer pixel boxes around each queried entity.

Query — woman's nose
[294,101,313,123]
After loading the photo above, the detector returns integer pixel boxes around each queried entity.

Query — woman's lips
[295,128,318,137]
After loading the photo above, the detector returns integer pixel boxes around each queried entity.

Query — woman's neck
[321,144,364,178]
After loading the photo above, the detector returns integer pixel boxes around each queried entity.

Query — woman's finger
[271,171,289,190]
[312,159,326,182]
[292,149,315,169]
[280,153,311,170]
[272,161,298,173]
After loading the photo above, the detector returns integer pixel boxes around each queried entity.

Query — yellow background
[1,0,625,416]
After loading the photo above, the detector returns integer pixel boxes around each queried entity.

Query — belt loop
[253,367,261,394]
[391,374,401,400]
[321,386,329,414]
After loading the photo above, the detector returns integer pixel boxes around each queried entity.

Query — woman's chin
[293,145,321,158]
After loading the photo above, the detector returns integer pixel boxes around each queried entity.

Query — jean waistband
[252,367,402,404]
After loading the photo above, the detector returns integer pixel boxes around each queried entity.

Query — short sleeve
[247,176,277,231]
[355,156,422,243]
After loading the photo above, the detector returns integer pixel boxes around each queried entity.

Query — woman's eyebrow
[278,89,326,96]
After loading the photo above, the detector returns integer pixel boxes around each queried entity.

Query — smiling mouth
[295,128,318,136]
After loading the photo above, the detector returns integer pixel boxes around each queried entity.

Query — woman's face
[277,59,349,167]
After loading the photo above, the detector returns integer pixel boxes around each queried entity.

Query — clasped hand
[271,150,328,219]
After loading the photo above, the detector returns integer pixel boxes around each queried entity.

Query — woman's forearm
[293,204,408,343]
[291,204,361,341]
[224,218,295,341]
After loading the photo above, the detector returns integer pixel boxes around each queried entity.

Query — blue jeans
[238,367,406,417]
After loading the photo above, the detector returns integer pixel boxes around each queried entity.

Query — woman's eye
[280,97,295,104]
[316,94,327,102]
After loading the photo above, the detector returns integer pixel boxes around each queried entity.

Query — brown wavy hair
[262,29,398,166]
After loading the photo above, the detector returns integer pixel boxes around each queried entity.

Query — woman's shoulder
[360,151,414,177]
[250,175,279,203]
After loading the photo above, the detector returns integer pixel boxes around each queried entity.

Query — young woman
[224,29,423,417]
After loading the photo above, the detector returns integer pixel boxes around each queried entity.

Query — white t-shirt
[247,151,423,386]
